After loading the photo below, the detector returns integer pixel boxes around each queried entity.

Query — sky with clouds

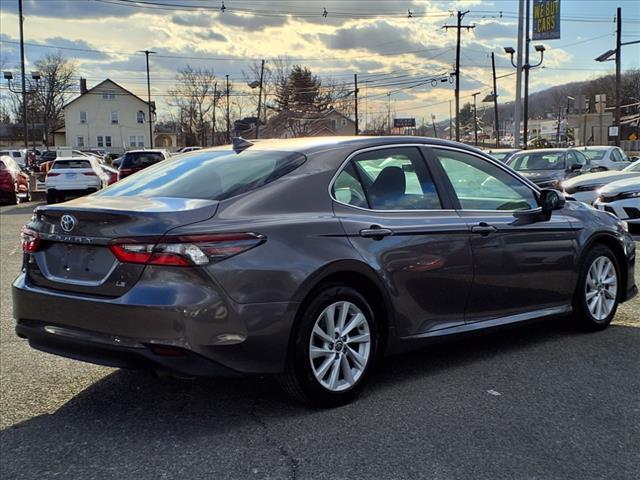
[1,0,639,125]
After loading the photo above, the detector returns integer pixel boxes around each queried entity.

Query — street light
[504,43,545,148]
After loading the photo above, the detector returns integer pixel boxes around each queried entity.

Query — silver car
[594,176,640,226]
[563,161,640,204]
[578,146,633,171]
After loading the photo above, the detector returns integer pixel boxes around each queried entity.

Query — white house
[53,78,155,154]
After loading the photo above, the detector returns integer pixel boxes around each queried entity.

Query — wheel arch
[289,260,395,357]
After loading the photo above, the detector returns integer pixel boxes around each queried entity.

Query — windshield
[581,150,607,161]
[509,151,565,171]
[96,149,306,201]
[624,161,640,172]
[120,152,165,169]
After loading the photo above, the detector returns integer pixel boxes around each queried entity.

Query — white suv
[45,157,109,204]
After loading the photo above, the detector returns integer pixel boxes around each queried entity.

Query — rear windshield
[96,149,306,201]
[52,160,92,169]
[121,152,165,169]
[509,151,565,171]
[581,150,606,161]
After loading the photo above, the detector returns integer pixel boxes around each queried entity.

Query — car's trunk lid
[26,196,218,297]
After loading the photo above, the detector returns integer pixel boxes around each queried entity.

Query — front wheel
[573,245,621,331]
[280,286,378,407]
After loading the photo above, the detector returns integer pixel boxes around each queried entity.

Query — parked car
[563,160,640,204]
[0,155,30,204]
[593,177,640,226]
[0,149,26,167]
[577,146,633,171]
[13,137,637,407]
[176,146,202,153]
[484,148,521,163]
[118,149,171,180]
[507,148,593,189]
[99,163,119,185]
[45,157,109,204]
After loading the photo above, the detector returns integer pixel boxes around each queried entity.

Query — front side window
[611,149,623,162]
[332,147,441,210]
[434,148,537,211]
[98,150,306,201]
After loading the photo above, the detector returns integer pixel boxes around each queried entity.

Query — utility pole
[514,0,525,148]
[354,73,359,135]
[225,74,230,143]
[556,106,562,146]
[431,115,438,138]
[491,52,500,148]
[141,50,156,148]
[255,59,265,139]
[212,82,217,146]
[522,0,531,148]
[443,10,474,142]
[615,7,621,147]
[18,0,28,150]
[387,92,391,135]
[472,92,480,146]
[449,100,453,140]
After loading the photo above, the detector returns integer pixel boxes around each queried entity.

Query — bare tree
[168,65,217,146]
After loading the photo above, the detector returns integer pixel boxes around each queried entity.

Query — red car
[0,155,30,204]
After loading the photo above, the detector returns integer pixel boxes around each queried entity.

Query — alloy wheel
[308,301,371,392]
[585,256,617,321]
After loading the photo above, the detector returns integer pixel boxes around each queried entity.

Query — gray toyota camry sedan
[13,137,637,406]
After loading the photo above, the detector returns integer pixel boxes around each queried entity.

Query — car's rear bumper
[12,272,298,375]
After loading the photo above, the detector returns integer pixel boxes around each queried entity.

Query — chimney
[80,77,87,95]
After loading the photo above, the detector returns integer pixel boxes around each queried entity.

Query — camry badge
[60,215,78,233]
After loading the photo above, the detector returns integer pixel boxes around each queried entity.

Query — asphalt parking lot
[1,201,639,480]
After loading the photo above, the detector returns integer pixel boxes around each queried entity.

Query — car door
[332,145,473,338]
[428,146,578,323]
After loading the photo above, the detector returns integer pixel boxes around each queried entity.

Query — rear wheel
[573,245,620,331]
[280,286,378,407]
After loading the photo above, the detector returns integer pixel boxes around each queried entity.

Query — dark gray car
[13,137,637,406]
[507,148,596,189]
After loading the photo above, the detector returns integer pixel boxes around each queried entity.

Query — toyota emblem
[60,214,77,233]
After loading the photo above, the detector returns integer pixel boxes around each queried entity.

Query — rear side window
[97,150,306,201]
[332,147,442,210]
[121,152,165,169]
[52,160,92,169]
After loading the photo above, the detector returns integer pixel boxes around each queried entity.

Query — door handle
[471,223,497,236]
[359,226,393,239]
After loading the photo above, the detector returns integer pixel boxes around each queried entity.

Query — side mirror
[539,189,566,213]
[568,163,582,171]
[631,156,639,162]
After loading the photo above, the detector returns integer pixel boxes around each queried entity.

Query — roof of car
[199,136,491,157]
[580,146,614,150]
[125,149,168,154]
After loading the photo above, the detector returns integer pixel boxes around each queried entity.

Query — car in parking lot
[484,148,521,163]
[577,146,634,171]
[12,137,637,407]
[0,155,30,204]
[45,157,109,203]
[593,176,640,226]
[117,149,171,180]
[563,160,640,204]
[0,149,27,167]
[507,148,594,189]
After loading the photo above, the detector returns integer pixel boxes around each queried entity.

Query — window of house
[331,119,337,130]
[137,111,145,124]
[332,147,442,210]
[80,111,87,124]
[77,136,85,148]
[111,111,119,124]
[137,136,145,148]
[341,118,347,127]
[105,136,112,148]
[102,90,115,100]
[433,148,537,211]
[129,136,137,148]
[97,136,104,148]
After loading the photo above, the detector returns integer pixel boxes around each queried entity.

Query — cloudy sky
[1,0,639,125]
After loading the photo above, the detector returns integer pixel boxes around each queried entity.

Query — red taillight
[109,233,264,267]
[21,227,41,253]
[118,168,133,180]
[47,172,60,177]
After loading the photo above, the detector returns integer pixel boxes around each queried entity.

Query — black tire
[572,244,621,331]
[279,285,379,407]
[46,192,56,204]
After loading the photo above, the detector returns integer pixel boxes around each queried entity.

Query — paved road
[1,202,639,480]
